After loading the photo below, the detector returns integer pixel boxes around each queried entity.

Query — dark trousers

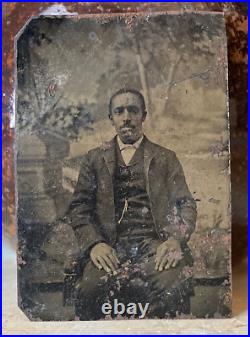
[75,236,194,320]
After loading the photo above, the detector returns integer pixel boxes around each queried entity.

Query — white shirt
[117,135,144,166]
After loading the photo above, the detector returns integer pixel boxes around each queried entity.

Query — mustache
[120,123,135,129]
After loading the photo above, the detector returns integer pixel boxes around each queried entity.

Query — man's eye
[127,106,139,114]
[113,106,139,114]
[114,107,124,114]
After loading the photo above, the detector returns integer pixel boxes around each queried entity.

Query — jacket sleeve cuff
[74,226,106,258]
[87,240,107,254]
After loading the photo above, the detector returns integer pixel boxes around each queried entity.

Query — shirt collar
[117,135,144,151]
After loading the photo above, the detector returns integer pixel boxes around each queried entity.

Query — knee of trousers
[148,273,195,301]
[75,262,107,298]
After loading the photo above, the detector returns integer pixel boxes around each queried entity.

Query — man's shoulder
[84,139,114,158]
[84,136,177,160]
[144,137,176,158]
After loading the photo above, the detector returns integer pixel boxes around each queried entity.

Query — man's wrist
[89,240,107,253]
[164,237,181,247]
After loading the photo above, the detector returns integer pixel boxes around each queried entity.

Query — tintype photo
[16,12,231,320]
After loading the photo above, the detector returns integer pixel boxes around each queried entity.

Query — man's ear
[109,113,114,125]
[142,110,147,122]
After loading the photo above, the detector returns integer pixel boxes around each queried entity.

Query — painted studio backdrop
[16,13,231,320]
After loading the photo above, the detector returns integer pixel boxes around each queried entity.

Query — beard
[118,125,142,144]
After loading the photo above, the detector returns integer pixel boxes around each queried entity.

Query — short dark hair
[109,88,147,117]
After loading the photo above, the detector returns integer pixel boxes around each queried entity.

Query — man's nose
[123,108,131,121]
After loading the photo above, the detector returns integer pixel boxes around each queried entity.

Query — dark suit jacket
[66,135,197,260]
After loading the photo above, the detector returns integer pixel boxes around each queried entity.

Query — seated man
[66,88,197,320]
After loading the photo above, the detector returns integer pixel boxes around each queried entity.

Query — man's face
[110,92,146,144]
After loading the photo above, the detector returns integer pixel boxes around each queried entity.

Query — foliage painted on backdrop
[17,14,224,138]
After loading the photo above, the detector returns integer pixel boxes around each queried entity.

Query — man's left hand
[155,238,183,271]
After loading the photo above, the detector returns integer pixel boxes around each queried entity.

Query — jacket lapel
[102,135,157,192]
[100,135,158,244]
[102,137,116,177]
[143,136,157,195]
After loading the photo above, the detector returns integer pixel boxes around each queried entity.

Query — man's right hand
[90,242,120,273]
